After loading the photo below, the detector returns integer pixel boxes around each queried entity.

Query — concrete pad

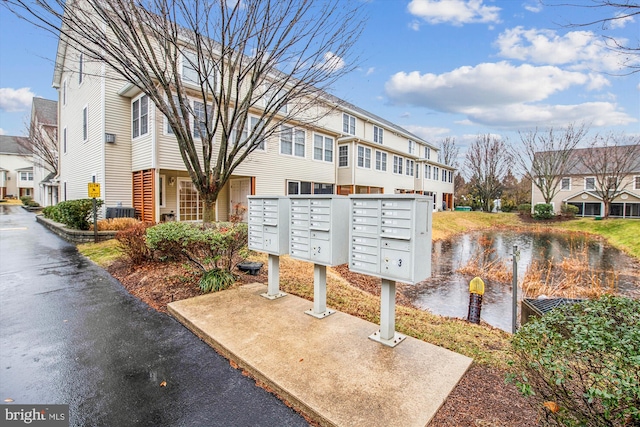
[169,284,472,427]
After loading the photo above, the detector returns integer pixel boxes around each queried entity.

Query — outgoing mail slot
[380,227,411,240]
[310,230,330,240]
[381,238,411,251]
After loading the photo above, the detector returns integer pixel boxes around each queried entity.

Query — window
[425,164,431,179]
[357,146,371,168]
[193,101,209,139]
[265,86,288,114]
[585,177,595,190]
[78,53,84,84]
[250,116,266,150]
[343,113,356,135]
[406,159,414,176]
[635,176,640,190]
[132,95,149,138]
[607,176,619,188]
[166,96,182,135]
[63,127,67,154]
[442,169,446,181]
[449,170,453,183]
[159,175,166,208]
[20,172,34,181]
[313,134,333,162]
[408,140,415,155]
[181,51,216,88]
[62,79,67,106]
[433,166,439,181]
[375,151,387,171]
[561,177,571,191]
[338,145,349,167]
[287,180,333,195]
[538,177,546,187]
[416,165,419,179]
[280,126,305,157]
[373,126,383,144]
[425,147,430,160]
[82,106,88,142]
[393,156,403,174]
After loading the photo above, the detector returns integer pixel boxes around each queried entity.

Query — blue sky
[1,0,639,156]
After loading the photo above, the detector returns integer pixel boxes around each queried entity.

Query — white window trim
[584,176,596,191]
[405,159,414,176]
[159,174,166,208]
[62,79,67,106]
[264,84,288,114]
[313,132,333,163]
[408,140,415,155]
[375,150,387,172]
[63,127,67,154]
[393,155,404,175]
[342,113,356,135]
[634,175,640,190]
[338,144,349,168]
[561,177,571,191]
[279,125,306,158]
[82,105,88,142]
[78,52,84,85]
[181,50,218,90]
[357,145,371,169]
[132,94,149,139]
[373,125,383,144]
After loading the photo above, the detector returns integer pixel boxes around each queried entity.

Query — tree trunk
[203,198,217,223]
[602,201,609,219]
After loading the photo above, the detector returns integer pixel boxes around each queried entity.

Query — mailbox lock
[398,259,403,267]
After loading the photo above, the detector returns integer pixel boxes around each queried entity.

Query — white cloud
[0,87,34,113]
[523,1,542,13]
[366,67,375,76]
[408,20,421,31]
[407,0,501,26]
[610,13,635,29]
[403,125,450,141]
[385,61,588,112]
[462,102,637,128]
[318,52,345,74]
[0,128,5,136]
[495,27,624,72]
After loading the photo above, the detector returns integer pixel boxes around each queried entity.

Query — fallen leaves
[159,380,167,387]
[543,401,560,413]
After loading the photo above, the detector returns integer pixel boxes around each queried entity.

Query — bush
[116,222,153,265]
[517,204,532,215]
[20,195,33,205]
[51,199,104,230]
[42,205,63,222]
[146,221,249,285]
[533,203,554,220]
[509,296,640,426]
[501,200,517,213]
[561,203,579,218]
[199,268,235,293]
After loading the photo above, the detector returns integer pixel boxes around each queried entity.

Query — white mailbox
[247,196,289,255]
[349,194,432,284]
[288,195,349,266]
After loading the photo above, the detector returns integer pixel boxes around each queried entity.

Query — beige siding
[58,47,105,203]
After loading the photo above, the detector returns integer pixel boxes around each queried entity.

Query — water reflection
[404,231,640,332]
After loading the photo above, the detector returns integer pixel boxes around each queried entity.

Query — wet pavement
[0,205,308,426]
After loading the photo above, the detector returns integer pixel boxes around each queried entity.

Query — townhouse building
[53,25,454,223]
[531,146,640,218]
[30,98,59,207]
[0,135,33,200]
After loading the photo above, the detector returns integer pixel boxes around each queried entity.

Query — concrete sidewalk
[169,283,472,427]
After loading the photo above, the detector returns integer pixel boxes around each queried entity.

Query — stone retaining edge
[35,215,117,244]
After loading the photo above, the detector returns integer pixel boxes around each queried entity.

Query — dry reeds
[522,246,619,299]
[456,246,513,284]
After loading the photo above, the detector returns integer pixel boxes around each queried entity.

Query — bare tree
[514,123,588,204]
[439,136,460,168]
[20,99,59,176]
[464,134,513,212]
[5,0,363,222]
[544,1,640,73]
[580,133,640,218]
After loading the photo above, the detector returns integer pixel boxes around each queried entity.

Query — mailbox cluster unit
[349,194,432,284]
[288,196,349,266]
[247,197,290,255]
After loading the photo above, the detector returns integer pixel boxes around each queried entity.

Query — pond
[403,231,640,332]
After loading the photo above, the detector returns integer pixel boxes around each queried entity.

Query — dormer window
[373,126,383,144]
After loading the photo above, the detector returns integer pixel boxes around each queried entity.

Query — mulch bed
[107,258,539,426]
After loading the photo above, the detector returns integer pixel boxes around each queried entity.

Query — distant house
[52,8,455,222]
[531,146,640,218]
[0,135,33,199]
[30,98,59,207]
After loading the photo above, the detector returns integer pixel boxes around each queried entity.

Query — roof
[534,145,640,175]
[0,135,29,155]
[32,98,58,126]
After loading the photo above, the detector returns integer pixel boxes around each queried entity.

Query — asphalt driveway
[0,205,308,426]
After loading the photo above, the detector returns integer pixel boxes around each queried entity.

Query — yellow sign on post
[469,277,485,295]
[88,183,101,198]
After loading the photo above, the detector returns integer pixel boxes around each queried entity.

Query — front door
[177,178,202,221]
[229,178,251,221]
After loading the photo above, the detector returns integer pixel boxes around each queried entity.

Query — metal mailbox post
[247,196,290,299]
[288,195,349,318]
[349,194,432,347]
